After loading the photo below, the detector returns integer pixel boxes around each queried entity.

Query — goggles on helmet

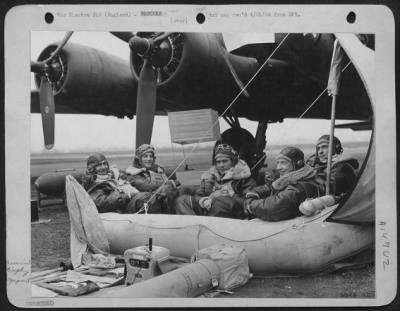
[215,144,236,154]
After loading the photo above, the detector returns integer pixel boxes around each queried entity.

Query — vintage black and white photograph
[4,4,396,308]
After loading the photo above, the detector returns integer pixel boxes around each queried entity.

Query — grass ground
[31,206,70,272]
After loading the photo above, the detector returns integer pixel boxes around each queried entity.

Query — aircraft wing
[31,33,374,122]
[335,121,372,131]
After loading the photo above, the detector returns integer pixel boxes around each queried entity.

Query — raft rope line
[105,202,332,226]
[133,33,292,214]
[196,223,296,242]
[104,216,330,242]
[108,218,293,242]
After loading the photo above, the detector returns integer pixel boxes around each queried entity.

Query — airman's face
[215,156,234,174]
[95,160,109,175]
[316,142,330,163]
[276,158,295,176]
[140,152,155,168]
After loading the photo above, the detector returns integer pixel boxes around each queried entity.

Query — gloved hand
[174,180,181,187]
[126,166,146,175]
[198,197,212,210]
[264,173,275,186]
[242,199,256,220]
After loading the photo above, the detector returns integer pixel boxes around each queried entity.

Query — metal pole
[255,121,268,152]
[181,144,188,171]
[326,95,337,195]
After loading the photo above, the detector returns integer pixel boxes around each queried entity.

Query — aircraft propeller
[31,31,73,149]
[111,32,173,148]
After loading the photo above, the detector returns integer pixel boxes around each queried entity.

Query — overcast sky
[30,31,371,153]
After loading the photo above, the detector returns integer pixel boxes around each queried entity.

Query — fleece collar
[201,159,251,181]
[272,164,316,191]
[318,154,359,170]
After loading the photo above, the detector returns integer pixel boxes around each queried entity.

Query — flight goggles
[136,144,155,158]
[214,144,236,157]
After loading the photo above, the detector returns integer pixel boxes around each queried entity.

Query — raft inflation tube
[100,208,374,275]
[91,259,220,298]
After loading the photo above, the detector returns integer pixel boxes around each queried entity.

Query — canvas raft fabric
[191,244,252,290]
[65,175,111,268]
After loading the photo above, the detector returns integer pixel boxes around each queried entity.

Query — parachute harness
[135,33,291,214]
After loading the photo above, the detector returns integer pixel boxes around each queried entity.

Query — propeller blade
[39,76,55,149]
[43,31,73,64]
[110,32,135,43]
[135,59,156,148]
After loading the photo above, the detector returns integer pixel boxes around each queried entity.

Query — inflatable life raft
[100,207,374,275]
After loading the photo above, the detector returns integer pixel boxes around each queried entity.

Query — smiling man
[174,144,255,218]
[82,152,145,214]
[308,135,359,196]
[244,146,323,221]
[124,144,180,214]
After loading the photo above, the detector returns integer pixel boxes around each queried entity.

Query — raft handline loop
[141,33,292,208]
[144,202,149,215]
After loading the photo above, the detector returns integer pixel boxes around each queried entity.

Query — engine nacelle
[129,33,259,113]
[34,42,137,118]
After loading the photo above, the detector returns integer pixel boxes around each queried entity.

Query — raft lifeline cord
[135,33,292,214]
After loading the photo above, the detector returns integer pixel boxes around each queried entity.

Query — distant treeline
[31,140,369,158]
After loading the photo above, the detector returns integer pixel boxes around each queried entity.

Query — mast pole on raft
[326,95,337,195]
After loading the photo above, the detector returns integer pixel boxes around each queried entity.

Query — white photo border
[4,4,397,308]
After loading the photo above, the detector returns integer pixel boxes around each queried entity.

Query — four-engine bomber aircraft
[31,32,375,225]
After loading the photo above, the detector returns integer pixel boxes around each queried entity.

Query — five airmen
[83,134,359,222]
